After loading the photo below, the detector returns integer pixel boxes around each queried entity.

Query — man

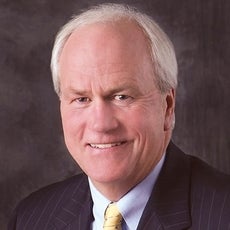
[8,3,230,230]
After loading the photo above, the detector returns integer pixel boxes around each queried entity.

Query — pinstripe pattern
[136,144,230,230]
[8,175,93,230]
[8,143,230,230]
[189,157,230,230]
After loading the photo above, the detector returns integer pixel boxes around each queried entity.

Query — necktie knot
[103,203,123,229]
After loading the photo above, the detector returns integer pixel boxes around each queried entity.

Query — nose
[89,100,119,133]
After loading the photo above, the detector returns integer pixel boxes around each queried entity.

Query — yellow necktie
[103,203,123,230]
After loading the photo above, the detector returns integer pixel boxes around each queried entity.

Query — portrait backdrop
[0,0,229,228]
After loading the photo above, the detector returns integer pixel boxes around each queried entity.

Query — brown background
[0,0,229,228]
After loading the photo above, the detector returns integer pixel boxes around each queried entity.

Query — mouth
[89,142,126,149]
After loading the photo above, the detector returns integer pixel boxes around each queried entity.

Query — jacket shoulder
[22,173,87,204]
[168,143,230,229]
[191,155,230,190]
[189,155,230,229]
[8,173,90,230]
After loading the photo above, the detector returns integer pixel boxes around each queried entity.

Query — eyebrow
[61,82,141,98]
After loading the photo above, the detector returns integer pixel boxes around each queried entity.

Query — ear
[164,89,176,131]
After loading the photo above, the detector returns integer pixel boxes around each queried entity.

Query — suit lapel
[137,143,192,230]
[50,174,93,230]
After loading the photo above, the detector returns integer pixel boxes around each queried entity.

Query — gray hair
[50,3,178,95]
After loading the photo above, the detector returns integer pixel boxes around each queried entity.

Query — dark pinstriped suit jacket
[8,143,230,230]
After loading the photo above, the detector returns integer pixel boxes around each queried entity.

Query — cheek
[129,105,164,133]
[61,111,86,164]
[61,109,84,141]
[122,109,155,151]
[132,111,166,154]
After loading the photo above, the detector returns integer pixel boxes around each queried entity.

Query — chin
[88,169,125,184]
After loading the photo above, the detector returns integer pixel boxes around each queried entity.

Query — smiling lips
[89,142,125,149]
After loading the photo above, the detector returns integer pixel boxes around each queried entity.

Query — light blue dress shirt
[89,154,165,230]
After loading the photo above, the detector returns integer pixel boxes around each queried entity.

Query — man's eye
[114,95,130,101]
[75,97,90,103]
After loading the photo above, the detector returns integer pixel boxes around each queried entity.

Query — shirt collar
[89,153,165,230]
[117,153,165,229]
[88,178,111,229]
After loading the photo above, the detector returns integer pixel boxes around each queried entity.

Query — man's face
[59,21,175,194]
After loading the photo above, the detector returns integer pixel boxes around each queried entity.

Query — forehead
[60,20,151,65]
[59,20,156,94]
